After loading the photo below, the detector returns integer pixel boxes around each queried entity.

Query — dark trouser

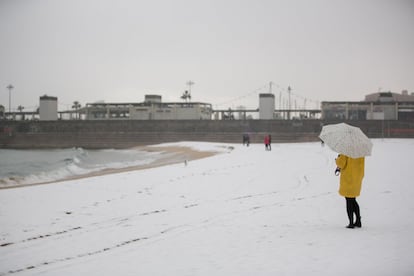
[345,197,361,225]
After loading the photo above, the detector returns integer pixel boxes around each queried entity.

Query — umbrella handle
[335,167,341,176]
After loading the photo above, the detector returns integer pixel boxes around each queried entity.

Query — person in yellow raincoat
[335,154,365,228]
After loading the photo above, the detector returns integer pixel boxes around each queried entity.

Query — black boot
[345,198,354,229]
[353,199,361,228]
[354,217,362,228]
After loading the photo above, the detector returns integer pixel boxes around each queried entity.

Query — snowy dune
[0,139,413,276]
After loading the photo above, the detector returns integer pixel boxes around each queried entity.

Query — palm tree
[72,101,81,120]
[17,105,25,120]
[181,91,191,102]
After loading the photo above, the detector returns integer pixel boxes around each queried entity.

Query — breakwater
[1,120,413,149]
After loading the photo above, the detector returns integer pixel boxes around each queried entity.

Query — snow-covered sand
[0,139,413,276]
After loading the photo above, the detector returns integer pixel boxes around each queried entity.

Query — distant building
[259,93,275,119]
[39,95,58,121]
[236,106,247,120]
[321,91,414,120]
[0,105,4,119]
[85,95,213,120]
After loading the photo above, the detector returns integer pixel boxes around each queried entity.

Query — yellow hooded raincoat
[335,154,365,198]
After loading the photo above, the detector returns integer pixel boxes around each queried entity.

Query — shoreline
[0,145,218,190]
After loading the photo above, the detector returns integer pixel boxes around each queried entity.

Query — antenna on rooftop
[187,81,194,98]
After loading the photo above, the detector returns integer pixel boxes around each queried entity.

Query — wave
[0,148,162,187]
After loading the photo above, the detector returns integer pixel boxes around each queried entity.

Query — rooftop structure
[85,95,213,120]
[259,93,275,119]
[321,91,414,120]
[39,95,58,121]
[365,91,414,102]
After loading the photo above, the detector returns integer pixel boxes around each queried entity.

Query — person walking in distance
[335,154,365,229]
[242,133,250,146]
[268,134,272,151]
[264,135,270,151]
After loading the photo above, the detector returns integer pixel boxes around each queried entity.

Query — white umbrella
[319,123,373,158]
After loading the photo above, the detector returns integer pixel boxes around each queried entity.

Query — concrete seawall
[1,120,413,149]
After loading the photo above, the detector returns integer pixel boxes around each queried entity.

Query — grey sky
[1,0,413,112]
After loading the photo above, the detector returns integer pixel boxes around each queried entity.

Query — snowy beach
[0,139,413,275]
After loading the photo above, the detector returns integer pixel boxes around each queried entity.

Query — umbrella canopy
[319,123,373,158]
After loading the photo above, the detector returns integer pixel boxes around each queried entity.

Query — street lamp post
[287,86,291,120]
[6,84,14,119]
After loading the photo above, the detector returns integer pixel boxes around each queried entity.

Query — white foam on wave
[0,148,163,187]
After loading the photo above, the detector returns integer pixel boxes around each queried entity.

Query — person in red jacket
[264,135,270,151]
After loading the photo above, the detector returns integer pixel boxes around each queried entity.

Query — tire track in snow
[0,227,82,248]
[0,206,169,249]
[0,224,191,276]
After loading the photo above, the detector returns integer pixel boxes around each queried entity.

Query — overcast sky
[1,0,413,112]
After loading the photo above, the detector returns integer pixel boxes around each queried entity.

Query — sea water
[0,148,163,187]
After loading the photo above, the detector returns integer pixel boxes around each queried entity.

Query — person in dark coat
[242,133,250,146]
[268,134,272,151]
